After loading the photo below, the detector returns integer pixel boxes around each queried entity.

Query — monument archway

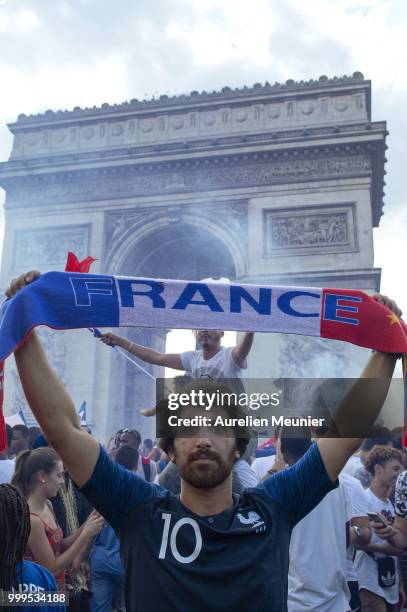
[120,222,237,280]
[0,73,387,438]
[107,221,237,437]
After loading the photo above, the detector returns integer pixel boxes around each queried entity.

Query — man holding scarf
[5,270,404,612]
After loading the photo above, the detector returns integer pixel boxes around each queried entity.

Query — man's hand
[141,407,157,417]
[100,331,184,370]
[100,332,126,348]
[373,293,402,318]
[373,517,407,550]
[372,521,399,541]
[5,270,41,298]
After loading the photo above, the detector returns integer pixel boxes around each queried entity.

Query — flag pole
[88,328,156,381]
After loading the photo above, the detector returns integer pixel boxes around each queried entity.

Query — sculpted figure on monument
[279,335,347,378]
[272,213,348,248]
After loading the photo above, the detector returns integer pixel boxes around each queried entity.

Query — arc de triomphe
[0,72,387,441]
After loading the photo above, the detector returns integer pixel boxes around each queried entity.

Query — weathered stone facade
[0,73,387,439]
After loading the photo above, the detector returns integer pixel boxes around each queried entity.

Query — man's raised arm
[99,332,184,370]
[9,271,100,487]
[232,332,254,368]
[317,294,401,482]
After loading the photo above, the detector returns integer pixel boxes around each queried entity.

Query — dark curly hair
[0,484,31,611]
[365,445,403,476]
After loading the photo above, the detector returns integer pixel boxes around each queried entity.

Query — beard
[176,445,236,490]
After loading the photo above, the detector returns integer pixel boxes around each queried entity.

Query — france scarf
[0,268,406,451]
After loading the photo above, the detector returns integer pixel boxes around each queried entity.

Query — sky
[0,0,405,336]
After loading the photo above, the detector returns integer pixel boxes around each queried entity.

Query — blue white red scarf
[0,254,405,450]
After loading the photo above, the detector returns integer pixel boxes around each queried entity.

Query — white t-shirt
[251,455,276,480]
[0,458,15,484]
[233,458,259,489]
[180,346,245,392]
[354,488,399,604]
[340,472,369,582]
[288,481,351,612]
[342,454,363,478]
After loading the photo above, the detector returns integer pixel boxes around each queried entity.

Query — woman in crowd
[0,483,64,611]
[32,433,94,610]
[11,448,104,592]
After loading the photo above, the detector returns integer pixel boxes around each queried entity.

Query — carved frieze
[7,154,371,206]
[263,203,357,257]
[271,212,348,247]
[12,224,90,272]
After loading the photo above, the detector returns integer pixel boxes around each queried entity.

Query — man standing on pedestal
[99,329,254,393]
[100,329,258,488]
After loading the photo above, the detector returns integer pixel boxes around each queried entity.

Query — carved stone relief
[264,204,357,257]
[271,212,348,247]
[9,154,371,206]
[279,335,348,378]
[10,328,68,422]
[12,225,90,272]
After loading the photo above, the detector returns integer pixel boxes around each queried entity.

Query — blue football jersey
[81,443,336,612]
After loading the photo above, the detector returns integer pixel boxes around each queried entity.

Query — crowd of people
[2,421,407,611]
[0,270,405,612]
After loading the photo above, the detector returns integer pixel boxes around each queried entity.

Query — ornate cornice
[12,73,367,126]
[6,82,371,162]
[3,147,370,201]
[0,120,384,172]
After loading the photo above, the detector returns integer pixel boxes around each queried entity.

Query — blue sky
[0,0,405,318]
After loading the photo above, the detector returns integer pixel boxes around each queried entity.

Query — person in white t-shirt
[232,457,259,488]
[342,427,394,489]
[342,453,364,478]
[340,472,372,612]
[354,445,405,611]
[252,436,288,481]
[100,329,254,419]
[103,328,257,490]
[100,329,254,382]
[251,454,276,480]
[279,428,351,612]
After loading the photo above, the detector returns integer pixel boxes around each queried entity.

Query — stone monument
[0,72,387,440]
